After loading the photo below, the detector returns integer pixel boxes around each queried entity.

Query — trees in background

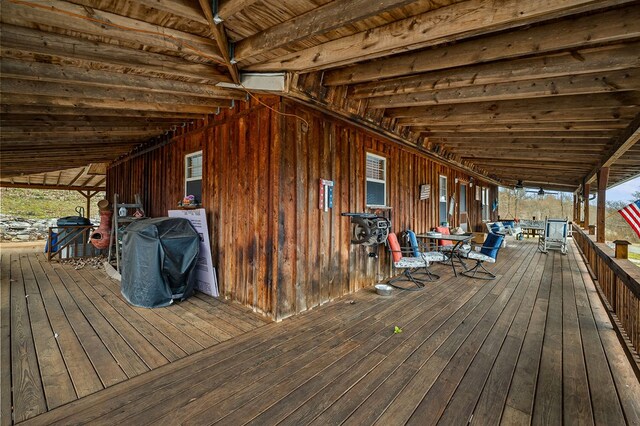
[498,188,639,243]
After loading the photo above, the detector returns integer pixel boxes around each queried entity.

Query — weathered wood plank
[340,245,533,425]
[25,255,103,399]
[560,251,594,424]
[404,245,539,425]
[322,5,640,84]
[37,255,128,388]
[279,271,481,425]
[368,69,640,108]
[0,58,243,100]
[50,263,151,377]
[234,0,428,62]
[9,255,46,422]
[1,255,13,426]
[22,292,379,425]
[1,0,222,61]
[19,254,77,410]
[439,250,546,425]
[569,244,627,424]
[496,251,552,424]
[349,42,640,95]
[14,240,638,425]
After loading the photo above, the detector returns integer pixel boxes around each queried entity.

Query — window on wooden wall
[439,175,448,225]
[366,153,387,207]
[460,184,467,214]
[482,187,489,221]
[185,151,203,203]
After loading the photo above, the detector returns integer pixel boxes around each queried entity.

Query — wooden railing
[572,225,640,369]
[46,225,104,261]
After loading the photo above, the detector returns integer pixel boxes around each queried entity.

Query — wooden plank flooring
[4,240,640,425]
[0,253,270,424]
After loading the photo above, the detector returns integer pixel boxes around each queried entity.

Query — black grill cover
[121,217,200,308]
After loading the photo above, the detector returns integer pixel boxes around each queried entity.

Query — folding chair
[460,233,504,280]
[538,217,569,254]
[386,232,443,290]
[406,229,445,281]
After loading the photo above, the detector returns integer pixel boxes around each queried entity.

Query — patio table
[416,233,473,276]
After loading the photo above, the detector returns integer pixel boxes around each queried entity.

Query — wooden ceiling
[1,0,639,192]
[0,164,106,190]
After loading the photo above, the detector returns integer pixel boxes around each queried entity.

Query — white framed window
[366,153,387,207]
[185,151,203,202]
[439,175,448,225]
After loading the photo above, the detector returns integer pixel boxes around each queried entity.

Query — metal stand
[108,193,145,273]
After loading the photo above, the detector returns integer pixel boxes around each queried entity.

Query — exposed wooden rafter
[584,113,640,184]
[323,5,640,85]
[248,0,638,72]
[198,0,241,84]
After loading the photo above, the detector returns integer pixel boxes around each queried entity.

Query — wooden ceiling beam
[1,131,163,140]
[198,0,240,83]
[323,5,640,85]
[409,122,631,133]
[1,25,231,83]
[2,0,223,62]
[0,117,188,127]
[217,0,261,20]
[396,108,639,126]
[460,153,599,161]
[1,58,244,100]
[1,78,233,108]
[584,113,640,184]
[67,0,210,32]
[1,162,115,178]
[431,139,610,147]
[0,94,228,115]
[469,163,591,173]
[234,0,424,63]
[349,43,640,97]
[386,92,640,118]
[368,69,640,109]
[0,125,169,133]
[437,146,607,154]
[454,148,605,155]
[421,131,615,139]
[0,105,205,119]
[0,183,106,191]
[249,0,636,72]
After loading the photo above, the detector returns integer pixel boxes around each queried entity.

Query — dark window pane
[440,202,447,224]
[367,181,385,206]
[186,180,202,203]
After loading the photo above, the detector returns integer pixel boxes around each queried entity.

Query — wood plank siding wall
[107,96,498,319]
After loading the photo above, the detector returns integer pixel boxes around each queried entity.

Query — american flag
[618,200,640,238]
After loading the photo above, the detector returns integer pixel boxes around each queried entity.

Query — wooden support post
[583,182,590,229]
[77,190,99,219]
[572,193,577,222]
[597,167,609,243]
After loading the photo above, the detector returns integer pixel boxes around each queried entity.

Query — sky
[607,176,640,202]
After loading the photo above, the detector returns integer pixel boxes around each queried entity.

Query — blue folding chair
[460,233,504,280]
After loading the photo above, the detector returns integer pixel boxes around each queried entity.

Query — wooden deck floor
[4,240,640,425]
[0,253,270,424]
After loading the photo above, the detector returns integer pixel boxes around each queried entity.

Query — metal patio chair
[460,232,504,280]
[386,232,444,290]
[538,217,569,254]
